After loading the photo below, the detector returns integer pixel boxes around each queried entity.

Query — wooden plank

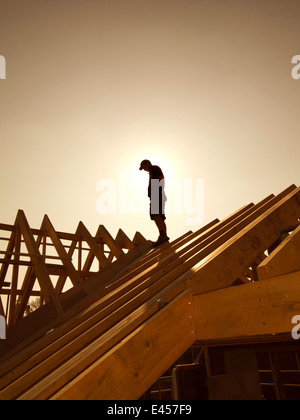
[115,216,230,290]
[115,228,135,250]
[0,221,116,246]
[78,191,291,327]
[0,270,186,398]
[0,230,16,288]
[112,210,248,299]
[42,215,84,290]
[0,247,191,389]
[54,228,79,294]
[0,242,165,380]
[13,268,37,323]
[8,226,21,326]
[124,231,192,275]
[132,231,147,246]
[15,287,193,400]
[0,289,40,297]
[0,221,107,244]
[257,225,300,280]
[193,270,300,342]
[0,223,16,232]
[174,205,255,255]
[53,290,195,400]
[190,186,300,295]
[125,193,283,302]
[77,221,109,269]
[16,211,63,316]
[1,272,186,400]
[99,225,124,259]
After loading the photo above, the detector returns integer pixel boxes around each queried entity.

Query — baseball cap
[139,159,151,170]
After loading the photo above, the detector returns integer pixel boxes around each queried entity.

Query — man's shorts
[149,190,166,221]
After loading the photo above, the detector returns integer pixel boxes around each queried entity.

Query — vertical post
[78,238,82,274]
[8,225,21,326]
[0,230,16,288]
[0,228,16,318]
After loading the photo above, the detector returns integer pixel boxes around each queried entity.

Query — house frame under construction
[0,184,299,400]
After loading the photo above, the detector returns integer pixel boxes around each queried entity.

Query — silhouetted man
[139,159,169,246]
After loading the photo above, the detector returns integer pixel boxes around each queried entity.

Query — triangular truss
[0,210,151,326]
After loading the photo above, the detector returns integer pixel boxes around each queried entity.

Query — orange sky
[1,0,300,242]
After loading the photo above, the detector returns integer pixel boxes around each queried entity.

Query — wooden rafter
[257,224,300,280]
[190,185,300,295]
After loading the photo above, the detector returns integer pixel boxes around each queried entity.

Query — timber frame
[0,210,150,326]
[0,184,299,400]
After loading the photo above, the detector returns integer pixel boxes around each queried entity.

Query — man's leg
[152,216,169,246]
[153,215,167,236]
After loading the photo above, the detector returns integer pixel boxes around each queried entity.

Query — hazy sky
[1,0,300,243]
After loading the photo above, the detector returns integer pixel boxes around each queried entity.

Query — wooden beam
[41,215,84,290]
[122,203,263,297]
[77,222,109,269]
[0,289,40,297]
[0,274,187,399]
[54,234,78,294]
[190,186,300,295]
[98,225,124,260]
[193,270,300,343]
[14,268,37,322]
[132,231,147,246]
[0,222,107,245]
[7,226,21,326]
[53,290,195,400]
[15,211,63,316]
[0,230,16,289]
[115,229,135,251]
[257,225,300,280]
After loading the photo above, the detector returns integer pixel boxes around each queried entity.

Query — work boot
[153,234,170,247]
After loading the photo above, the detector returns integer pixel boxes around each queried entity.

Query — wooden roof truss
[0,210,149,326]
[0,185,299,399]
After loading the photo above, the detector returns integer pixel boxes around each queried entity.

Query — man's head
[139,159,152,172]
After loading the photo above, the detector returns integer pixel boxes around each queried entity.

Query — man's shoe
[152,234,170,247]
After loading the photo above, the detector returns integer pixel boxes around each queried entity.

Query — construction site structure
[0,184,300,400]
